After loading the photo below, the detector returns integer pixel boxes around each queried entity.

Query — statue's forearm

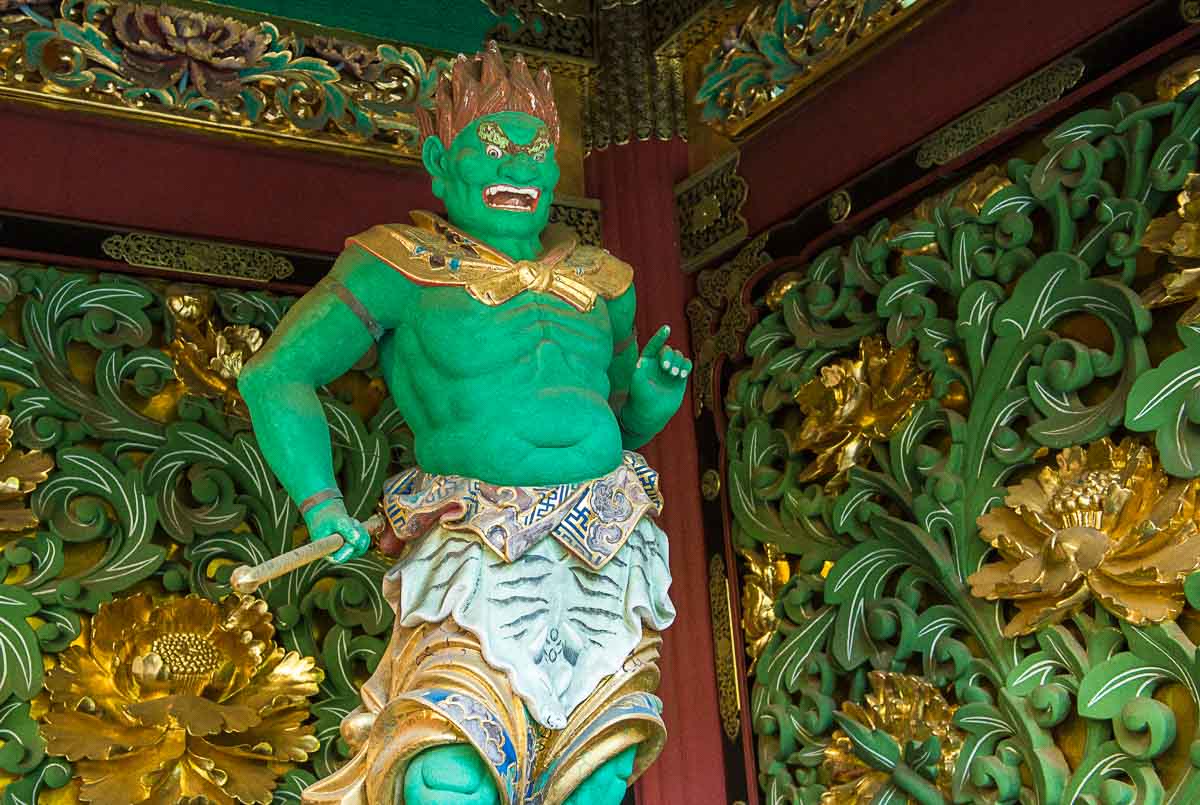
[618,398,670,449]
[241,365,341,514]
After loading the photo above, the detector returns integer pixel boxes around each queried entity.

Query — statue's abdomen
[380,289,624,485]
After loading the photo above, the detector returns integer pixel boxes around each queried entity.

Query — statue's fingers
[643,325,671,359]
[680,357,693,378]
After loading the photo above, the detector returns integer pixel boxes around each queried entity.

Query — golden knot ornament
[41,592,323,805]
[968,438,1200,636]
[821,671,961,805]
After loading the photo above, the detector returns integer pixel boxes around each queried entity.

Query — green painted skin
[239,111,687,804]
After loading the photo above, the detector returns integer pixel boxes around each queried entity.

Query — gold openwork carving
[102,232,295,284]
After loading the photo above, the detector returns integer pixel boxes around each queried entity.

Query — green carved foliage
[728,74,1200,804]
[0,263,408,803]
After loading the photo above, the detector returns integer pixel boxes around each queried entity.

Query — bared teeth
[483,184,541,211]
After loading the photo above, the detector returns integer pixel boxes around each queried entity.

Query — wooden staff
[229,513,386,595]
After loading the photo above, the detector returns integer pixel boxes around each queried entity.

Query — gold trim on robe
[346,211,633,312]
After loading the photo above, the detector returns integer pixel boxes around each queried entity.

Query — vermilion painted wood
[738,0,1156,235]
[0,107,438,254]
[586,138,734,805]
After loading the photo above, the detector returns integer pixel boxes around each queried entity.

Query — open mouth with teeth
[483,184,541,212]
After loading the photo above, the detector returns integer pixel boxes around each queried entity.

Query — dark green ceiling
[201,0,518,54]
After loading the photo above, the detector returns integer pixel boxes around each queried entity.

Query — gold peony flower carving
[41,593,322,805]
[0,413,53,532]
[791,336,930,488]
[821,671,961,805]
[968,438,1200,637]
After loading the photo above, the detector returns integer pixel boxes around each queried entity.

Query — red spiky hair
[418,41,560,148]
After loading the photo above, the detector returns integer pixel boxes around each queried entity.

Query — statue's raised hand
[305,498,373,563]
[628,325,691,430]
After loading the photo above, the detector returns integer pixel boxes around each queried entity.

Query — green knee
[402,744,500,805]
[563,746,636,805]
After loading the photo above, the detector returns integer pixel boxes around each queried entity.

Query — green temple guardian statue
[239,42,691,805]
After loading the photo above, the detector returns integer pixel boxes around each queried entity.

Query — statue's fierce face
[423,111,560,251]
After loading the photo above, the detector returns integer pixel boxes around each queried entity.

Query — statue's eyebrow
[478,121,512,149]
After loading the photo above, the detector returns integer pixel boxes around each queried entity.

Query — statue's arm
[239,247,411,557]
[606,285,691,449]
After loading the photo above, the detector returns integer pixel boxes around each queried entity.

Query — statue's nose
[499,155,539,183]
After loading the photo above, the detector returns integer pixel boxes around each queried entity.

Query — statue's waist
[380,451,663,571]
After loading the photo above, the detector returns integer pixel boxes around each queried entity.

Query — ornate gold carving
[587,0,688,151]
[0,413,52,532]
[0,3,447,164]
[827,189,852,223]
[738,544,789,674]
[676,150,749,272]
[697,0,951,139]
[164,287,264,412]
[1183,0,1200,23]
[888,164,1011,253]
[1142,173,1200,324]
[41,593,322,805]
[701,468,722,500]
[686,232,771,415]
[102,231,294,284]
[487,0,596,60]
[968,438,1200,636]
[650,0,747,59]
[790,336,930,490]
[821,672,962,804]
[549,196,604,247]
[915,56,1085,168]
[709,553,742,742]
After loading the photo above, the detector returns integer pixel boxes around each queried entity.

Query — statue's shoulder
[562,242,634,301]
[345,222,482,289]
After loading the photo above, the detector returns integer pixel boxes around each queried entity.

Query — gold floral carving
[968,438,1200,637]
[790,336,930,489]
[709,553,742,741]
[0,413,53,532]
[103,232,294,284]
[164,287,264,411]
[821,672,961,805]
[1142,172,1200,324]
[675,150,749,272]
[738,544,790,673]
[687,233,771,416]
[40,593,322,805]
[915,56,1085,168]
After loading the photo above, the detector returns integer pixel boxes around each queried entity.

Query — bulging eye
[532,152,546,162]
[486,145,503,159]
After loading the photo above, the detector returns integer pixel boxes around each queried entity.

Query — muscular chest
[405,288,614,376]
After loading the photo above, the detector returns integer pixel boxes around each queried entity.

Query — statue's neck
[450,218,543,262]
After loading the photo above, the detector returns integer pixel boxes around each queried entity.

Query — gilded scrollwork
[0,1,445,162]
[696,0,950,137]
[719,52,1200,805]
[675,150,749,273]
[686,232,771,415]
[102,231,294,284]
[0,260,402,803]
[915,57,1085,168]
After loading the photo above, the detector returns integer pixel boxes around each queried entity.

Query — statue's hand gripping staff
[229,514,386,594]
